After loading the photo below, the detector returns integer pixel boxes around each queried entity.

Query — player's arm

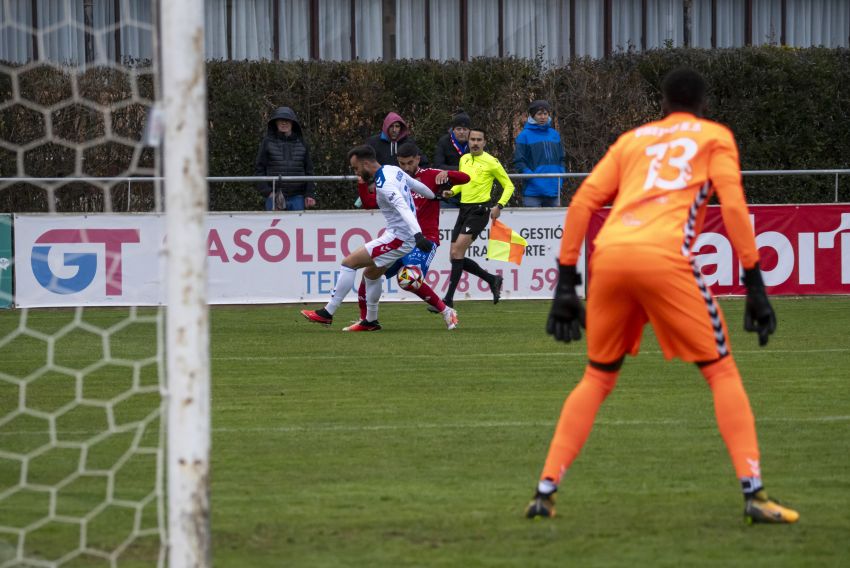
[558,140,621,265]
[356,179,377,209]
[446,170,471,185]
[547,140,619,343]
[710,130,775,346]
[388,188,432,252]
[492,161,515,207]
[446,156,472,198]
[710,134,758,269]
[404,173,436,200]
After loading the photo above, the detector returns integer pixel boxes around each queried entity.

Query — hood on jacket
[525,116,553,129]
[379,112,410,142]
[267,106,303,137]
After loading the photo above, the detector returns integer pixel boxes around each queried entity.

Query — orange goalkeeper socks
[700,356,763,486]
[540,365,619,484]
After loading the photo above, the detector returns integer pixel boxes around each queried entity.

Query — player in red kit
[353,142,469,331]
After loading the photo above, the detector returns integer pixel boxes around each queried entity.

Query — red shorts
[586,246,732,363]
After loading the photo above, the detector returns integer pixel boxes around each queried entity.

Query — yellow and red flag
[487,219,528,265]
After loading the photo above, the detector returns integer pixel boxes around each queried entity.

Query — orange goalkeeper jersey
[560,112,759,269]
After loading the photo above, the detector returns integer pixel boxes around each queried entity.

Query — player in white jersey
[301,144,436,330]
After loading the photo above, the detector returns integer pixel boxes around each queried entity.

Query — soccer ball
[397,264,423,290]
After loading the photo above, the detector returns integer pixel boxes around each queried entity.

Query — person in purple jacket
[365,111,429,167]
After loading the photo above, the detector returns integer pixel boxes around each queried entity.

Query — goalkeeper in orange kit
[525,69,798,524]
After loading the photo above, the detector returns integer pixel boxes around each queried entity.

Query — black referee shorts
[451,202,491,242]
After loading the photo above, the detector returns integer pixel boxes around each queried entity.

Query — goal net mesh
[1,1,166,566]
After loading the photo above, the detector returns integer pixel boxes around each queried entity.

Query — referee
[439,127,514,308]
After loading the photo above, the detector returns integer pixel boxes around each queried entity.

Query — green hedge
[2,47,848,212]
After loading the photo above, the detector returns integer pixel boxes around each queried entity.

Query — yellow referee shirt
[455,151,515,206]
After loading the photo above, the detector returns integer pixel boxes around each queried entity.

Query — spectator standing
[365,111,428,167]
[254,107,316,211]
[433,109,471,208]
[513,100,565,207]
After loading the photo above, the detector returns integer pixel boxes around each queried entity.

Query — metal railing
[2,169,849,211]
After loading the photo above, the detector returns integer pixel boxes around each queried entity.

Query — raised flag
[487,219,528,265]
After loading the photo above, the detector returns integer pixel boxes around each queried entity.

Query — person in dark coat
[365,111,428,167]
[254,106,315,211]
[432,109,471,209]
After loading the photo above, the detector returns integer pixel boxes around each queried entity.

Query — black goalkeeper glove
[546,264,586,343]
[743,263,776,346]
[413,232,434,253]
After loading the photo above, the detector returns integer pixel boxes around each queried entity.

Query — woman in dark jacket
[254,107,315,211]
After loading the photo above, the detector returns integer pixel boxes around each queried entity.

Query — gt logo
[31,229,140,295]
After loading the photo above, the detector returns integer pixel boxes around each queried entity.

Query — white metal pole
[162,1,210,567]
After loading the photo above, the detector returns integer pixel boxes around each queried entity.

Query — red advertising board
[588,204,850,295]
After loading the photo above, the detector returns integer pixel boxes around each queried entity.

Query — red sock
[407,281,446,312]
[357,279,367,320]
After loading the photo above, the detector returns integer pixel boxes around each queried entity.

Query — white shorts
[364,232,414,268]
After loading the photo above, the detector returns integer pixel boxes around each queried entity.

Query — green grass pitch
[2,297,849,567]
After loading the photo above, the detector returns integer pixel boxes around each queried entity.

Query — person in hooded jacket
[254,106,316,211]
[365,111,428,167]
[513,100,566,207]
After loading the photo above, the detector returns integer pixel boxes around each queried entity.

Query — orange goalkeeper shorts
[585,245,732,364]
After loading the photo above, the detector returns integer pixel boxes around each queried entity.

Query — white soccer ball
[397,264,423,290]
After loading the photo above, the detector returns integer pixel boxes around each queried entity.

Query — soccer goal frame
[161,1,211,567]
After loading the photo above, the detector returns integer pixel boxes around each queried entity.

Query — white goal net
[0,1,209,566]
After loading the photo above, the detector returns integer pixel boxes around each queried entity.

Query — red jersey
[357,167,470,244]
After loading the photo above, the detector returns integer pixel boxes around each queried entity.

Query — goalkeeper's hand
[546,264,586,343]
[413,232,434,253]
[742,263,776,346]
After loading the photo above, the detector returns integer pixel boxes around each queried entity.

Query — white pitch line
[4,415,849,438]
[210,415,850,433]
[210,347,850,361]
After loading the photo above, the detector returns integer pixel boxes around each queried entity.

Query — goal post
[161,0,211,566]
[0,1,210,566]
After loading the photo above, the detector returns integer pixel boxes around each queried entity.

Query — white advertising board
[14,210,575,308]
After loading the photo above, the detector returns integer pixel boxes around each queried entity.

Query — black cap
[450,109,471,128]
[528,100,551,116]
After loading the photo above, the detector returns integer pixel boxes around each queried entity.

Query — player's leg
[356,278,367,321]
[697,356,797,523]
[454,205,502,303]
[340,234,412,331]
[443,210,470,307]
[301,247,372,324]
[462,257,502,304]
[342,265,385,331]
[359,257,404,321]
[635,252,798,523]
[302,233,406,326]
[526,360,624,519]
[527,253,645,518]
[397,246,458,329]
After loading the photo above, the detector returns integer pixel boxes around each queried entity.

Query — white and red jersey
[358,167,470,244]
[372,165,434,242]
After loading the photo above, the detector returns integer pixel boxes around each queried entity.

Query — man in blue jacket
[513,100,566,207]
